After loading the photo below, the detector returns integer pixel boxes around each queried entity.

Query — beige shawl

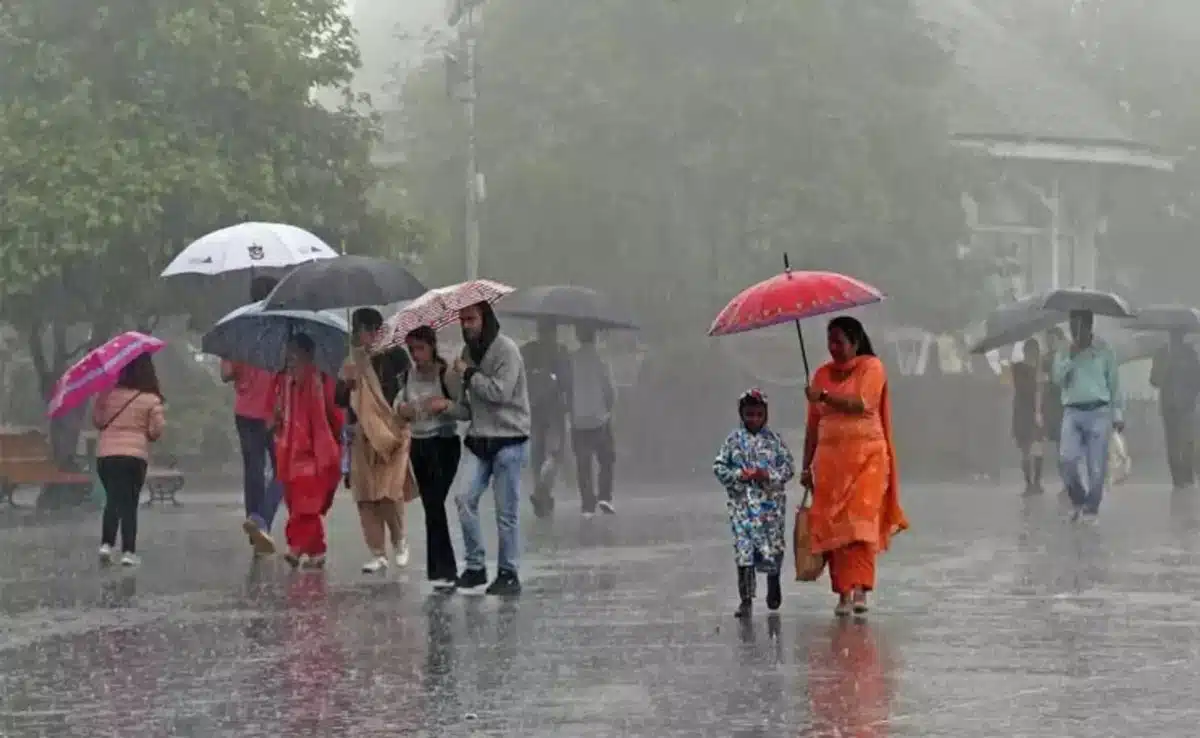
[348,347,417,503]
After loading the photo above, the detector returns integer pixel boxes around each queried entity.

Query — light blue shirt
[1052,344,1123,422]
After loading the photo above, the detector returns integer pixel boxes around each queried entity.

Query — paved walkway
[2,480,1199,736]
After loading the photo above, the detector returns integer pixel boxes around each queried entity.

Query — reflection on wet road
[4,482,1200,736]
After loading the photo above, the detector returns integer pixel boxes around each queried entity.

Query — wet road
[3,480,1200,736]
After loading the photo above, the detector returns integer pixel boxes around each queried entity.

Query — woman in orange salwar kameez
[273,334,345,569]
[803,316,907,616]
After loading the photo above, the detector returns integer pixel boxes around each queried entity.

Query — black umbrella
[969,295,1064,354]
[261,255,427,311]
[1123,303,1200,333]
[497,285,640,331]
[1041,287,1136,318]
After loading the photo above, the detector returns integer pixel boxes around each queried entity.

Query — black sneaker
[456,568,488,592]
[485,569,522,596]
[431,574,458,590]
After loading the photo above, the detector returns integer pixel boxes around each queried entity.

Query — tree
[393,0,987,338]
[0,0,429,480]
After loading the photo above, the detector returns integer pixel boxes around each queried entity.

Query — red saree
[274,367,344,555]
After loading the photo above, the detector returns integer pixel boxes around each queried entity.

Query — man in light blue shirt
[1052,310,1123,519]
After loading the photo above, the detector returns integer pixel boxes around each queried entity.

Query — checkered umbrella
[373,279,514,354]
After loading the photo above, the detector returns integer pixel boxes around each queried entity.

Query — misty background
[3,0,1198,485]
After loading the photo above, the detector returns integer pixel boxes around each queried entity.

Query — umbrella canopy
[1122,303,1200,333]
[161,222,337,277]
[969,295,1064,354]
[497,285,639,331]
[1111,331,1166,365]
[708,270,885,337]
[261,255,427,312]
[1041,287,1136,318]
[374,279,514,354]
[46,332,166,419]
[201,301,349,376]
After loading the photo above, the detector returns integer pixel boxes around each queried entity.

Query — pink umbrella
[374,279,513,354]
[46,331,166,418]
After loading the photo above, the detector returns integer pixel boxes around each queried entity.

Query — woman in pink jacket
[92,355,166,566]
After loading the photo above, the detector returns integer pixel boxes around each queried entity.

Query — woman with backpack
[93,354,166,567]
[395,326,467,588]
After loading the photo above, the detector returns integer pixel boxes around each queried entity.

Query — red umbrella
[708,255,885,380]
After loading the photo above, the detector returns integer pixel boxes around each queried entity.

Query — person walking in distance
[568,325,618,517]
[336,309,414,572]
[222,275,284,555]
[521,319,570,518]
[94,355,166,567]
[1052,311,1123,521]
[1010,338,1045,496]
[450,301,532,596]
[1150,329,1200,490]
[396,326,467,588]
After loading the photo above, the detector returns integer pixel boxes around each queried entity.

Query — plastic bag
[1107,430,1131,487]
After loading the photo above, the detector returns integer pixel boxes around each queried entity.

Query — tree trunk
[24,319,106,509]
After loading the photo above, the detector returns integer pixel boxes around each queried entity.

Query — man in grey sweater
[450,301,531,596]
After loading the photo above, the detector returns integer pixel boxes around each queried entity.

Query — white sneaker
[395,540,410,568]
[98,544,113,564]
[120,553,140,567]
[362,556,389,574]
[598,500,616,515]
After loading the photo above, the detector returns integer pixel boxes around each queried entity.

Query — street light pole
[462,6,481,281]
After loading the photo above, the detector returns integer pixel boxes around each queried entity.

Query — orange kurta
[807,355,907,593]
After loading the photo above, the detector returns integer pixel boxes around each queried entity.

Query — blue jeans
[457,442,529,574]
[1059,405,1112,514]
[235,416,283,531]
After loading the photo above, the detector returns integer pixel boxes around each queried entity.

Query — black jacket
[334,346,410,424]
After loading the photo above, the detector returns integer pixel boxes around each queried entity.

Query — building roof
[913,0,1136,143]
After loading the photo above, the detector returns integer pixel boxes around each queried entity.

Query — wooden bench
[0,430,91,507]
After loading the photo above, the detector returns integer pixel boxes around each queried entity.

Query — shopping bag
[1107,430,1131,486]
[793,494,826,582]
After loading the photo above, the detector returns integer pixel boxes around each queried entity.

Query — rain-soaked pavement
[3,478,1200,737]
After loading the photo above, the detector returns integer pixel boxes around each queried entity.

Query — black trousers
[530,411,566,501]
[572,422,615,512]
[411,436,462,580]
[98,456,148,553]
[1163,408,1196,488]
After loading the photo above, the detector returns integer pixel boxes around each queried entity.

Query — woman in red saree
[273,334,344,569]
[803,316,907,616]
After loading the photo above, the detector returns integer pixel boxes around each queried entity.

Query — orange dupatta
[807,355,908,555]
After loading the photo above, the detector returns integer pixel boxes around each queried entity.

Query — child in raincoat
[713,388,795,618]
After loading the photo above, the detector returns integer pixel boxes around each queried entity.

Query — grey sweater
[459,334,532,439]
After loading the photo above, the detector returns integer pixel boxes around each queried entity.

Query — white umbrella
[160,222,338,277]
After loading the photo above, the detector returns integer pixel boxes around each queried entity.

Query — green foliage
[0,0,430,391]
[395,0,986,335]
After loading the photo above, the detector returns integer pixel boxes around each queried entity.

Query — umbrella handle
[794,320,811,385]
[783,253,811,383]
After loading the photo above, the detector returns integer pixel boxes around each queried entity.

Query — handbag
[793,486,826,582]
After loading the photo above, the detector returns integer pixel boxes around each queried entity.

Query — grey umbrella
[969,295,1064,354]
[1122,303,1200,333]
[496,285,639,331]
[261,255,427,312]
[1040,287,1136,318]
